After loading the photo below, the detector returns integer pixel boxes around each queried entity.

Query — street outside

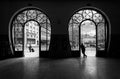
[24,46,39,57]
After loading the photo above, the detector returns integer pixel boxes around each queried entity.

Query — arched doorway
[81,20,96,56]
[68,7,111,57]
[9,7,51,57]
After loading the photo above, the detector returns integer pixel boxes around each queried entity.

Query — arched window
[9,7,51,57]
[68,7,111,56]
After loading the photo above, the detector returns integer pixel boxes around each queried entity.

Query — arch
[68,6,111,56]
[8,6,51,57]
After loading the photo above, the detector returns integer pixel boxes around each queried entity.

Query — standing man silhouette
[28,44,32,52]
[80,43,87,57]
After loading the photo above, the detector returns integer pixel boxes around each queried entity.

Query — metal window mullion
[72,17,74,50]
[40,23,51,32]
[105,22,107,51]
[39,24,41,54]
[79,23,81,56]
[46,19,48,51]
[23,23,25,56]
[96,23,98,55]
[91,10,94,21]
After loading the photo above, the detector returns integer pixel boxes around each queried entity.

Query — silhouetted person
[28,44,32,52]
[28,44,34,52]
[80,43,87,57]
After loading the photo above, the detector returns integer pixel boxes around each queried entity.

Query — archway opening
[81,20,96,56]
[68,7,110,57]
[24,21,39,57]
[9,7,51,57]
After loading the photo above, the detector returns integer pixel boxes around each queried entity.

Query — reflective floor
[0,57,120,79]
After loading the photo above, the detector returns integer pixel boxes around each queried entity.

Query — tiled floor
[0,57,120,79]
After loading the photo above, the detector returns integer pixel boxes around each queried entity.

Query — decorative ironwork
[69,9,107,51]
[11,9,51,52]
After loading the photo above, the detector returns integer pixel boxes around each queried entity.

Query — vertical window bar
[46,18,48,51]
[72,17,73,50]
[96,23,98,55]
[105,22,107,51]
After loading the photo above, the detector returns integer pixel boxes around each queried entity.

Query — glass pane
[40,19,51,51]
[17,11,27,23]
[13,22,23,51]
[27,10,37,20]
[83,10,93,19]
[41,25,47,51]
[73,14,83,23]
[37,14,46,23]
[93,13,103,23]
[97,23,105,50]
[46,23,51,50]
[69,23,79,51]
[69,24,73,50]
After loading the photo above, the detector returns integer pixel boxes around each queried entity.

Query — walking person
[80,43,87,57]
[28,44,32,52]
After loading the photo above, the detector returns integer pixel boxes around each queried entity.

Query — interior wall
[0,0,120,58]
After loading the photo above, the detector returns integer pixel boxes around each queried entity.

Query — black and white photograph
[0,0,120,79]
